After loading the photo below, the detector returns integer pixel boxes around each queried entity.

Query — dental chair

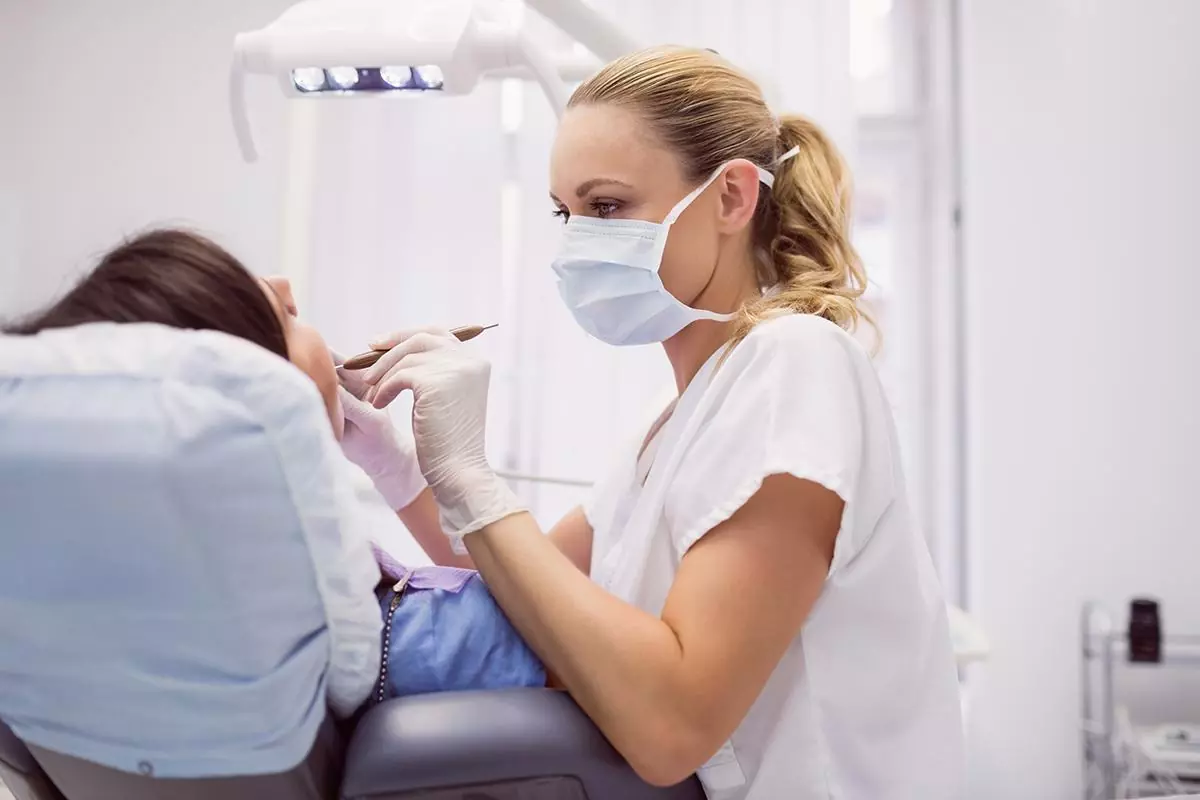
[0,324,704,800]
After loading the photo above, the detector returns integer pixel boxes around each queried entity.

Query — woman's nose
[266,276,295,307]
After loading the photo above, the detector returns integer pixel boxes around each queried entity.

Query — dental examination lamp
[231,0,640,162]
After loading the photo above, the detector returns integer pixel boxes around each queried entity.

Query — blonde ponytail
[732,115,870,349]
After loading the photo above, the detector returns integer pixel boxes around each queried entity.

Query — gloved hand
[360,329,524,549]
[334,351,427,512]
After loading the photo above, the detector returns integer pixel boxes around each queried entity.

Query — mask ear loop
[665,146,803,224]
[663,168,726,226]
[776,145,802,165]
[652,148,804,316]
[758,145,802,189]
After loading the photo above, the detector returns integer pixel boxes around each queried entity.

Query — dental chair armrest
[340,688,705,799]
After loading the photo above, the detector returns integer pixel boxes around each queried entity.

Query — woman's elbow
[632,760,699,789]
[622,721,714,788]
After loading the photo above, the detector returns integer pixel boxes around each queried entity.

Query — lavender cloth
[370,542,476,592]
[368,542,547,697]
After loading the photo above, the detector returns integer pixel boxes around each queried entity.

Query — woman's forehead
[551,105,680,192]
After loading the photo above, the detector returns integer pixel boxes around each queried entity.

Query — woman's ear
[715,160,763,235]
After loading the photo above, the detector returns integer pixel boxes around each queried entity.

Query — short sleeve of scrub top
[662,313,888,573]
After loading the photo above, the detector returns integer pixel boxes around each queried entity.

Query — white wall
[0,0,292,318]
[959,1,1200,797]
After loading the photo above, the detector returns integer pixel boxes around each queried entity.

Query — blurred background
[2,1,1199,797]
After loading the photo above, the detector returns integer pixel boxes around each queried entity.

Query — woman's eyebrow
[550,179,634,206]
[574,178,633,197]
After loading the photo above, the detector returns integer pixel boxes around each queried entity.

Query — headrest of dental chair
[0,322,345,554]
[0,322,368,778]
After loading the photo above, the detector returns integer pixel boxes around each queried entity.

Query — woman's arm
[398,489,595,574]
[465,474,840,786]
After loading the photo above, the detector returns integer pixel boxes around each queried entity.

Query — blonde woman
[341,47,964,799]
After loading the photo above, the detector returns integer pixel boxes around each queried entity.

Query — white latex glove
[360,329,524,549]
[334,353,427,512]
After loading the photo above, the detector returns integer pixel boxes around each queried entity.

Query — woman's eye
[591,201,619,218]
[550,201,620,222]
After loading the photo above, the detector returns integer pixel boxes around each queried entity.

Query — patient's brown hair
[4,229,288,359]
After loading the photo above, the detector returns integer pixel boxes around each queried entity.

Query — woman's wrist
[367,452,428,512]
[430,468,526,552]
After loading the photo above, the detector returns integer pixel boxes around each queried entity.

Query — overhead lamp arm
[230,50,257,162]
[523,0,641,61]
[515,26,573,112]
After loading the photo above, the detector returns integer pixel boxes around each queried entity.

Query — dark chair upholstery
[2,691,706,800]
[0,720,65,800]
[340,689,706,799]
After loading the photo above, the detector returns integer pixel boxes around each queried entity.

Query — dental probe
[339,324,498,371]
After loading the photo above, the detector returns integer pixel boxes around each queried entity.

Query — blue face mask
[551,148,799,347]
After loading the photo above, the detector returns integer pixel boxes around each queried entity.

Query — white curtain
[305,0,854,527]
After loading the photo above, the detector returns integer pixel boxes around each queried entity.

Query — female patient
[5,228,546,708]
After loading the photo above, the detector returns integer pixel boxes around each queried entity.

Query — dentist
[339,46,965,800]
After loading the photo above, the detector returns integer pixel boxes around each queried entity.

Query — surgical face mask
[551,148,799,347]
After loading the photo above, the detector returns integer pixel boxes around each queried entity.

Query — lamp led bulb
[380,65,414,88]
[414,65,444,90]
[327,66,360,89]
[291,67,326,92]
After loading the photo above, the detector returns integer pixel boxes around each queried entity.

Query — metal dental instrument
[339,324,498,371]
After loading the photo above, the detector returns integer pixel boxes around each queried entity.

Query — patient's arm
[397,493,594,575]
[397,488,474,569]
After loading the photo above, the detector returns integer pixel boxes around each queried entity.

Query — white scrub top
[584,314,965,800]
